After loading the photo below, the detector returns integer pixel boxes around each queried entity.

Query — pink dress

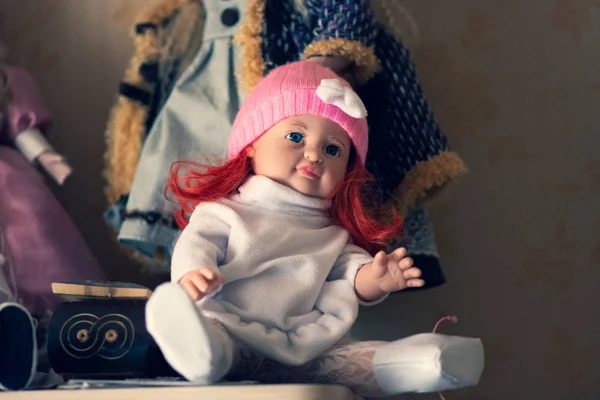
[0,65,105,317]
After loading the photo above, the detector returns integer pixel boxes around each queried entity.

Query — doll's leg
[146,283,234,383]
[372,333,484,395]
[233,336,389,398]
[233,333,484,397]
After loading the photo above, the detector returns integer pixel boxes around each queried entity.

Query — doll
[145,61,483,397]
[0,62,105,318]
[105,0,463,290]
[0,58,105,390]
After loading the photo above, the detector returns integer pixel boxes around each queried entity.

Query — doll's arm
[170,203,230,284]
[327,241,389,306]
[354,247,424,302]
[302,0,379,85]
[13,129,72,185]
[37,152,72,185]
[2,64,72,185]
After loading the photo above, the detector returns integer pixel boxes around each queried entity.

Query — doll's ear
[245,146,256,158]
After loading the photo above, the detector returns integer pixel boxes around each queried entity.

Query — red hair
[166,150,402,255]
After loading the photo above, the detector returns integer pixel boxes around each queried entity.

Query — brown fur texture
[393,151,468,216]
[234,0,266,94]
[302,38,380,84]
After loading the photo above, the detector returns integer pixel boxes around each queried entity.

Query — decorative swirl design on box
[59,313,135,360]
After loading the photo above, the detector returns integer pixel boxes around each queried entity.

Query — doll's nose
[304,149,322,164]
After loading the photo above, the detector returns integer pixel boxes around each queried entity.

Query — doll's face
[248,115,351,199]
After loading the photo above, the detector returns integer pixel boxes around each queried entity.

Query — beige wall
[1,0,599,398]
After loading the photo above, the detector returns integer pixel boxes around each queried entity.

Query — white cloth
[316,78,367,118]
[146,282,235,383]
[13,128,54,163]
[372,333,485,394]
[170,175,378,365]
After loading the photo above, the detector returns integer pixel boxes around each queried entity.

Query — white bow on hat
[316,79,368,119]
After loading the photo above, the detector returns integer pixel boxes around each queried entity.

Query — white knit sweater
[170,175,378,365]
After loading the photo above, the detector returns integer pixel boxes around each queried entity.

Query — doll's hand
[178,267,224,302]
[37,151,72,185]
[370,248,424,293]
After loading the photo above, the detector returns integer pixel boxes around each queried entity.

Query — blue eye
[325,144,341,157]
[286,132,303,143]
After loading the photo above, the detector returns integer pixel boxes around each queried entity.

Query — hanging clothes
[104,0,465,288]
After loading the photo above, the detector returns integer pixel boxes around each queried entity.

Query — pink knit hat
[229,61,369,162]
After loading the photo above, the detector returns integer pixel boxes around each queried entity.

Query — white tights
[227,335,388,398]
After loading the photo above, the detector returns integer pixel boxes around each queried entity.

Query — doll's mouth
[297,166,321,179]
